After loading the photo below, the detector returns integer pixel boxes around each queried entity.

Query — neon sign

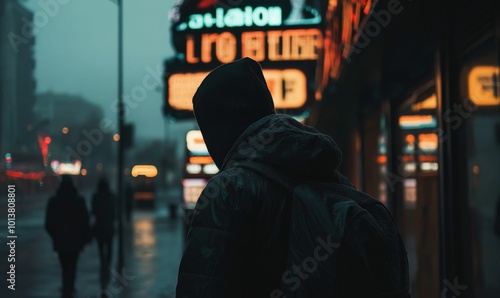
[169,69,307,111]
[186,28,322,64]
[177,6,283,31]
[468,66,500,106]
[165,0,324,118]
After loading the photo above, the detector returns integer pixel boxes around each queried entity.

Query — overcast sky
[22,0,179,140]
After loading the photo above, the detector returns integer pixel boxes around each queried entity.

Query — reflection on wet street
[0,190,184,298]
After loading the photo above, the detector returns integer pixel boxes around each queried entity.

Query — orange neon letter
[241,31,265,62]
[215,32,236,63]
[186,35,199,64]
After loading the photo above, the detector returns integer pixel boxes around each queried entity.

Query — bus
[131,165,158,208]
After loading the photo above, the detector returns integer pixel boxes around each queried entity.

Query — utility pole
[117,0,125,271]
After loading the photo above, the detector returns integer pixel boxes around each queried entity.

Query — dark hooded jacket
[177,114,410,297]
[45,179,91,252]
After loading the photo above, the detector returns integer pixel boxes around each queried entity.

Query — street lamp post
[117,0,125,271]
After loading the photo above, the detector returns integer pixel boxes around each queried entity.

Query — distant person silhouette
[45,175,91,298]
[91,178,116,288]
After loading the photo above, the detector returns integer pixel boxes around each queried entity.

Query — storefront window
[397,88,441,298]
[361,108,389,204]
[461,41,500,298]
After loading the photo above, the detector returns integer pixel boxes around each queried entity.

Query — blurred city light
[5,153,12,169]
[203,164,219,175]
[51,160,82,175]
[62,127,69,134]
[188,156,213,164]
[186,130,208,153]
[186,163,202,174]
[113,133,121,141]
[131,165,158,177]
[473,165,480,175]
[399,115,437,129]
[182,178,207,209]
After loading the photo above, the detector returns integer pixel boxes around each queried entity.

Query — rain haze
[23,0,177,140]
[1,0,499,297]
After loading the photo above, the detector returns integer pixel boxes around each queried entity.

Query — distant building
[34,92,115,177]
[0,0,37,164]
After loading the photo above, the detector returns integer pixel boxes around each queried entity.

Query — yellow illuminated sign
[468,66,500,106]
[131,165,158,177]
[187,29,322,64]
[169,69,307,111]
[265,69,306,109]
[169,73,209,110]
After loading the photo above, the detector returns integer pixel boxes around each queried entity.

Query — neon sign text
[177,6,282,31]
[186,29,322,64]
[168,69,307,110]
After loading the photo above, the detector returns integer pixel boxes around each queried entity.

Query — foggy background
[22,0,181,141]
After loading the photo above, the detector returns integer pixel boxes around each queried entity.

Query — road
[0,188,184,298]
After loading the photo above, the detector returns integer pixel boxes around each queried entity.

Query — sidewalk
[0,187,184,298]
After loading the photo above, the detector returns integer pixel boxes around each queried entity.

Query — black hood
[222,114,342,182]
[192,58,275,169]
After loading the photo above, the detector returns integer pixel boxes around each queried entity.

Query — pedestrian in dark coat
[45,175,91,298]
[176,58,410,297]
[91,178,116,288]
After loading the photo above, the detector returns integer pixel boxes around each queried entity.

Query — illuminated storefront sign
[165,0,324,118]
[177,6,283,31]
[468,66,500,106]
[186,28,322,64]
[169,69,307,111]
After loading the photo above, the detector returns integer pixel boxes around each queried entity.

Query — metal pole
[117,0,124,271]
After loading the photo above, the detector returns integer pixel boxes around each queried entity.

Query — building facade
[310,0,500,297]
[0,0,37,166]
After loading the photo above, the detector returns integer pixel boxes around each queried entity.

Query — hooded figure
[45,175,91,298]
[176,58,409,297]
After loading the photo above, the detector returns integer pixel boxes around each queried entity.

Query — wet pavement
[0,187,184,298]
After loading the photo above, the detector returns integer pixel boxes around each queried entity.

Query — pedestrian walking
[45,175,91,298]
[176,57,410,297]
[91,178,116,288]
